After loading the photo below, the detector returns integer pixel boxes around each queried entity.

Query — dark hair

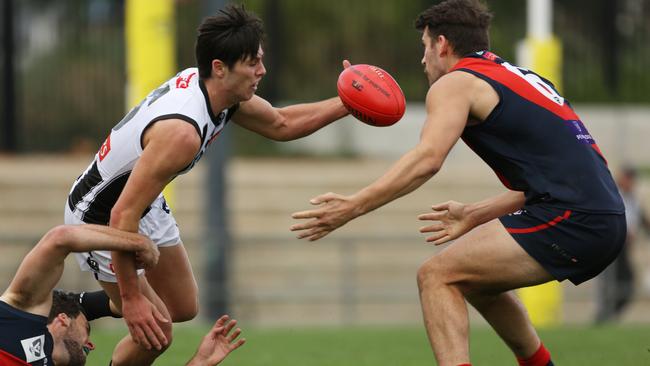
[48,290,85,324]
[415,0,493,57]
[195,4,265,79]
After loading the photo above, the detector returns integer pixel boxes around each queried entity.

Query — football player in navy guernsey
[0,225,155,366]
[0,225,245,366]
[64,3,347,366]
[291,0,625,365]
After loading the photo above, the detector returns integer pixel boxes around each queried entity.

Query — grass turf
[85,324,650,365]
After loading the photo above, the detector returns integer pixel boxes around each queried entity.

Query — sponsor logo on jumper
[564,119,595,144]
[98,134,111,162]
[477,50,498,61]
[176,72,196,89]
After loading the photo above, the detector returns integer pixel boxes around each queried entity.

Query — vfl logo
[21,335,45,363]
[176,72,196,89]
[98,134,111,162]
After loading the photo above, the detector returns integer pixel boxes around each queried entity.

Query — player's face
[227,46,266,101]
[54,315,94,366]
[421,29,446,85]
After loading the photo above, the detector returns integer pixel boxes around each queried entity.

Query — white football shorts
[65,195,182,282]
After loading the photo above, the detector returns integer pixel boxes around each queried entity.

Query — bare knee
[167,294,199,322]
[154,317,174,351]
[417,256,449,292]
[417,255,477,297]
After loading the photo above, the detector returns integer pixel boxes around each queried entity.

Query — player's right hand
[122,294,169,351]
[290,192,360,241]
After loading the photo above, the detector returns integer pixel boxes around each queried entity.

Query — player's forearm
[109,209,143,299]
[354,146,440,215]
[276,97,348,141]
[465,190,525,227]
[66,225,150,254]
[111,251,141,299]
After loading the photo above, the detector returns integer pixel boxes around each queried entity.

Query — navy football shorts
[499,204,626,285]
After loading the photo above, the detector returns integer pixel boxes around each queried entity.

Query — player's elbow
[109,206,141,228]
[41,225,77,253]
[268,117,293,141]
[268,109,312,141]
[416,156,442,180]
[426,159,442,176]
[414,146,443,178]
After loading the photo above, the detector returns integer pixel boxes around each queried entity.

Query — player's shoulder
[440,70,480,85]
[173,67,199,80]
[426,71,480,101]
[150,68,205,115]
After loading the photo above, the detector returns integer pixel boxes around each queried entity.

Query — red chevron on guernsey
[451,57,579,121]
[452,54,607,161]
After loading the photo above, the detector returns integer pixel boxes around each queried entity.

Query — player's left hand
[418,200,474,245]
[290,192,360,241]
[134,238,159,270]
[188,315,245,366]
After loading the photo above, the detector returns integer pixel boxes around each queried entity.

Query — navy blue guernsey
[0,301,54,365]
[452,51,624,214]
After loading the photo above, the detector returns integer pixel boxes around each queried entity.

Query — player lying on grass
[0,225,244,366]
[291,1,625,365]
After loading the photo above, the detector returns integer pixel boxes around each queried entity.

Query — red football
[337,64,406,127]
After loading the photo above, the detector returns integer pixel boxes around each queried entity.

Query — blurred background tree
[1,0,648,153]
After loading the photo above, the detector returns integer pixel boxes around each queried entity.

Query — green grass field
[85,324,650,365]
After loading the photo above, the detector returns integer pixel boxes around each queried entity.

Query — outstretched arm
[0,225,155,317]
[233,95,348,141]
[419,190,526,245]
[290,72,473,241]
[231,60,350,141]
[186,315,246,366]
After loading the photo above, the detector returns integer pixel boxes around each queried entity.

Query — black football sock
[78,290,122,320]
